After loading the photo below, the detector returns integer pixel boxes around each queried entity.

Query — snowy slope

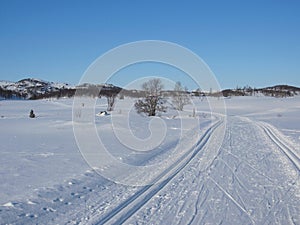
[0,96,299,224]
[0,78,74,99]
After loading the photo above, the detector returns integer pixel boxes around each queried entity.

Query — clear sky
[0,0,299,89]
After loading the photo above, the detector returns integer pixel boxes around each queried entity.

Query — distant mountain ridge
[0,78,123,100]
[0,78,75,100]
[220,85,300,98]
[0,78,299,100]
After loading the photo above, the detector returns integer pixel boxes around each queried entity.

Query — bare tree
[106,94,116,111]
[135,78,166,116]
[101,85,121,111]
[172,81,191,111]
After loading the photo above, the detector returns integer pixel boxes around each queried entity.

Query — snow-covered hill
[0,78,123,100]
[0,78,75,100]
[220,85,300,97]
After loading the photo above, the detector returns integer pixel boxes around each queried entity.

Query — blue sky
[0,0,299,89]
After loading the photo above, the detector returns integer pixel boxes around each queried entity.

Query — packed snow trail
[122,117,299,225]
[256,120,300,171]
[88,120,225,225]
[1,117,299,224]
[62,117,298,224]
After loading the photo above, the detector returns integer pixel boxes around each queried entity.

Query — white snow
[0,96,299,224]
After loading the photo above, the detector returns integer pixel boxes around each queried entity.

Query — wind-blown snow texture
[0,96,299,224]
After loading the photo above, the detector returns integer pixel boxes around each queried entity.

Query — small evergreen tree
[29,109,35,118]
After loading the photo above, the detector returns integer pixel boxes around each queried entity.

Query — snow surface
[0,96,299,224]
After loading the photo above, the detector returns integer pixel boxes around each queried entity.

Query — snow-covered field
[0,96,299,224]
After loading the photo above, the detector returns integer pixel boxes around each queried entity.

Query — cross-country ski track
[88,116,300,225]
[256,120,300,171]
[88,120,225,225]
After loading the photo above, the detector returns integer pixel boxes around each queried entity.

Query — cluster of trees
[75,79,191,116]
[75,84,122,111]
[0,86,26,99]
[220,85,300,98]
[134,79,191,116]
[0,85,75,100]
[29,88,75,100]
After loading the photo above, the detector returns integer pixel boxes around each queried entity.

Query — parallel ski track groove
[258,122,300,171]
[90,120,223,225]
